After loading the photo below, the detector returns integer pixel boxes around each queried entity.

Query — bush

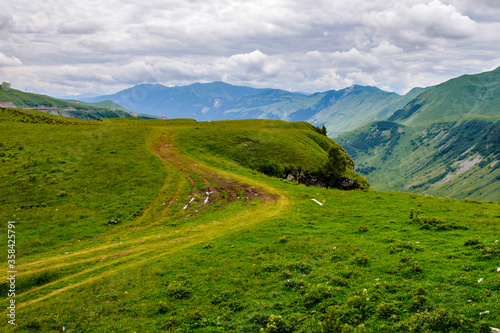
[357,225,369,232]
[262,315,293,333]
[321,145,351,188]
[300,285,333,308]
[376,302,401,319]
[464,238,481,246]
[165,284,192,299]
[350,255,369,267]
[286,262,313,275]
[259,160,285,177]
[157,301,169,314]
[396,308,463,332]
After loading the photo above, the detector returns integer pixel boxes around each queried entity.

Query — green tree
[321,144,349,187]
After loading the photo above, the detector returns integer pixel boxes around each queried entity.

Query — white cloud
[364,0,479,47]
[0,52,22,66]
[0,0,499,96]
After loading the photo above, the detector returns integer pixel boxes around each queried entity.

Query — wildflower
[478,278,484,283]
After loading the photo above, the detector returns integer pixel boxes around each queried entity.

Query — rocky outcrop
[339,177,364,190]
[283,170,364,190]
[284,170,325,187]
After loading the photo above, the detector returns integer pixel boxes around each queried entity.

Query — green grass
[389,66,500,126]
[0,110,499,332]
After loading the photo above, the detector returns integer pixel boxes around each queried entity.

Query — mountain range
[337,66,500,201]
[81,82,427,137]
[2,66,499,200]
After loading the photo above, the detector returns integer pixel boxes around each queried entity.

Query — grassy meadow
[0,109,499,332]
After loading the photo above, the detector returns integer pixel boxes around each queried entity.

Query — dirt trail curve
[9,129,285,311]
[152,131,279,207]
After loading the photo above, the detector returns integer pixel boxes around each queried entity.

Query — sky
[1,0,499,97]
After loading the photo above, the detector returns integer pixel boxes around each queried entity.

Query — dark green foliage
[464,238,481,246]
[376,301,401,319]
[350,255,369,267]
[358,224,369,232]
[259,160,285,177]
[411,216,468,231]
[321,144,350,188]
[396,309,466,332]
[262,315,294,333]
[314,125,328,136]
[165,283,192,300]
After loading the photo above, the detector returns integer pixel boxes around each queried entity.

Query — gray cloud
[0,0,499,96]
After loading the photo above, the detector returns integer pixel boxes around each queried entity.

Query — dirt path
[9,129,286,311]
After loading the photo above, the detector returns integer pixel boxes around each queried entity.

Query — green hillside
[337,67,500,202]
[337,119,500,201]
[1,109,499,332]
[309,86,426,137]
[389,67,500,126]
[0,84,152,120]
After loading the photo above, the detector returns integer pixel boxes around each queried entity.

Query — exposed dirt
[152,133,279,210]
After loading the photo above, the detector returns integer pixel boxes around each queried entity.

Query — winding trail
[7,128,287,311]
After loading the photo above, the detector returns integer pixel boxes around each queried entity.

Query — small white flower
[478,278,484,283]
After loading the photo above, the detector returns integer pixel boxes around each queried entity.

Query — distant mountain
[63,99,134,113]
[0,85,155,120]
[85,81,426,136]
[337,67,500,201]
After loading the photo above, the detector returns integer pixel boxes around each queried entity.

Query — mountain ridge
[82,81,426,136]
[337,67,500,201]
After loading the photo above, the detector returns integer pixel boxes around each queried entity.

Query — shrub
[286,262,312,275]
[350,255,369,267]
[165,284,191,299]
[396,308,462,332]
[330,276,349,287]
[320,144,351,188]
[157,301,169,314]
[464,238,481,246]
[376,302,401,319]
[262,315,293,333]
[259,160,285,177]
[300,285,333,308]
[357,225,369,232]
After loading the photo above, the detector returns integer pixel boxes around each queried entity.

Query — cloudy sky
[1,0,499,97]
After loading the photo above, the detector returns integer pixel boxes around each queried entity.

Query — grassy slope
[337,119,500,202]
[389,67,500,126]
[0,88,143,120]
[0,111,499,332]
[337,68,500,201]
